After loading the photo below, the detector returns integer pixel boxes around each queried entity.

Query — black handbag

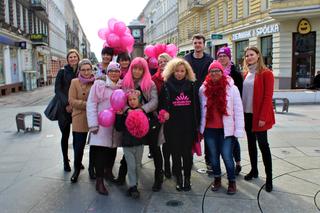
[44,96,60,121]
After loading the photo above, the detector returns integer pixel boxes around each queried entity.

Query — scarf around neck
[78,73,95,84]
[224,62,232,76]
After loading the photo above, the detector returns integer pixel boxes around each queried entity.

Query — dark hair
[117,52,131,62]
[101,47,114,56]
[192,34,206,43]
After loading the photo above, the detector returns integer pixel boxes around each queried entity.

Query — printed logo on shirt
[173,92,191,106]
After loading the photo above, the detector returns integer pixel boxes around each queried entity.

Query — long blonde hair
[162,58,196,82]
[242,46,267,74]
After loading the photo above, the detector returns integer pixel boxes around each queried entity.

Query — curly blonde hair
[162,58,196,82]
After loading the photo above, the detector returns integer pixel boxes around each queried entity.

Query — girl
[68,59,95,183]
[55,49,80,172]
[159,58,199,191]
[117,52,131,79]
[199,61,244,195]
[86,62,122,195]
[242,47,275,192]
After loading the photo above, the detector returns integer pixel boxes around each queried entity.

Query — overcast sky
[72,0,149,61]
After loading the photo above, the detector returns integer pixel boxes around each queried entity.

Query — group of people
[52,33,275,199]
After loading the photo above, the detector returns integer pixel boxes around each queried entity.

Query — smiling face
[67,53,79,67]
[132,67,144,80]
[209,69,223,81]
[119,59,130,69]
[128,95,140,108]
[102,53,112,65]
[107,70,121,83]
[245,50,259,66]
[79,64,92,79]
[174,64,187,80]
[298,19,311,35]
[217,53,230,67]
[192,38,205,54]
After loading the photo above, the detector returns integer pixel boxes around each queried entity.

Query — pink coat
[86,78,122,148]
[199,77,245,138]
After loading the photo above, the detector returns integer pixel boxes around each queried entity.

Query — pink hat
[208,60,224,73]
[107,62,121,72]
[217,47,231,59]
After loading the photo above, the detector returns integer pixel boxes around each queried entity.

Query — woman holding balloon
[86,62,125,195]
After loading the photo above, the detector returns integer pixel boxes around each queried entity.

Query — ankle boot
[64,161,71,172]
[104,168,116,182]
[211,177,221,191]
[71,169,80,183]
[88,167,96,180]
[265,177,273,192]
[152,171,163,192]
[183,176,191,191]
[96,178,108,195]
[176,176,183,191]
[244,170,258,181]
[227,181,237,195]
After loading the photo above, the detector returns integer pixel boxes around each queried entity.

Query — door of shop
[292,32,316,89]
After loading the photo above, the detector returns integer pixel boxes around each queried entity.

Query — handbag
[44,96,60,121]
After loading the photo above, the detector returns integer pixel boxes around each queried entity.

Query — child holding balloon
[86,62,124,195]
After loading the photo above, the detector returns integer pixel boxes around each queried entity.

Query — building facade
[139,0,178,45]
[178,0,320,89]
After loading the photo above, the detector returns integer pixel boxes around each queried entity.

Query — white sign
[232,24,280,41]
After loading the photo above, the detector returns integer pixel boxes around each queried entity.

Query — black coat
[230,63,243,96]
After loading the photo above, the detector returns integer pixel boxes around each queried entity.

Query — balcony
[31,0,47,11]
[30,34,48,46]
[188,0,204,11]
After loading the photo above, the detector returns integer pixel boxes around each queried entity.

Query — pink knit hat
[208,60,224,73]
[107,62,121,72]
[217,47,231,59]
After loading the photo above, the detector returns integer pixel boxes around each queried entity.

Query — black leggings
[58,118,71,163]
[93,146,117,178]
[72,132,88,169]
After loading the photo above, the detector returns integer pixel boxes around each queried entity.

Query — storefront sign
[232,24,280,41]
[211,34,223,40]
[297,19,311,35]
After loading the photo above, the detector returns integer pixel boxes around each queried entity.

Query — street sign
[211,34,223,40]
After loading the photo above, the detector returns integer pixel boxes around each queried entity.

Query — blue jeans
[204,128,235,181]
[233,137,241,163]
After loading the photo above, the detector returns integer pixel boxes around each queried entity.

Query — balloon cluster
[98,89,127,127]
[144,44,178,69]
[98,18,135,55]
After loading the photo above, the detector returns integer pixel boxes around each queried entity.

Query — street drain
[166,200,183,207]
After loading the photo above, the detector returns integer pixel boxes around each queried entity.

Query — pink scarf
[224,62,232,76]
[78,73,95,84]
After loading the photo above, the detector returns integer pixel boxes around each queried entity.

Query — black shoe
[64,162,71,172]
[115,177,125,185]
[183,176,191,191]
[71,169,80,183]
[235,165,242,176]
[127,186,140,199]
[265,178,273,192]
[244,171,258,181]
[148,153,153,159]
[81,164,85,170]
[152,171,163,192]
[164,169,172,179]
[88,167,96,180]
[175,176,183,191]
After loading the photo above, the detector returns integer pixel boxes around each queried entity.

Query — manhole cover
[166,200,183,207]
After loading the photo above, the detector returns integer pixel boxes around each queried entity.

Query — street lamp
[80,42,86,58]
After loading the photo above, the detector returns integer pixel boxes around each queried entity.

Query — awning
[0,34,16,46]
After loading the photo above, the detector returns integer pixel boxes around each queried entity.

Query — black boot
[64,160,71,172]
[71,169,80,183]
[183,176,191,191]
[115,157,127,185]
[152,171,163,192]
[176,176,183,191]
[265,177,273,192]
[88,166,96,180]
[244,170,258,181]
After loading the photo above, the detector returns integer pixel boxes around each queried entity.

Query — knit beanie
[208,60,224,73]
[107,62,121,72]
[217,47,231,59]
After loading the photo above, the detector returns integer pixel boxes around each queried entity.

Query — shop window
[243,0,249,17]
[215,7,219,27]
[261,36,273,69]
[235,40,249,72]
[223,1,228,25]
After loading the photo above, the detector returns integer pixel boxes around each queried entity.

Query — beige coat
[68,78,93,132]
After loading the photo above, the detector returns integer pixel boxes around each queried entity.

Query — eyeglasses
[80,68,92,72]
[209,69,222,74]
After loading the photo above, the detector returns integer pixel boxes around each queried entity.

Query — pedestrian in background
[217,47,243,175]
[116,52,131,79]
[199,61,244,195]
[68,59,95,183]
[242,46,275,192]
[55,49,80,172]
[86,62,123,195]
[159,58,200,191]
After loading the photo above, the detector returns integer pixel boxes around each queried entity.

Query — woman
[86,62,122,195]
[68,59,95,183]
[116,52,131,79]
[55,49,80,172]
[152,53,173,179]
[159,58,199,191]
[199,61,244,195]
[217,47,243,175]
[242,47,275,192]
[97,47,114,76]
[122,57,159,191]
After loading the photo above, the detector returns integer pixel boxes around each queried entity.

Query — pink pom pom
[125,110,149,138]
[148,57,158,69]
[158,109,168,124]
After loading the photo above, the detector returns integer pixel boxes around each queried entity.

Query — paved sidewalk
[0,95,319,212]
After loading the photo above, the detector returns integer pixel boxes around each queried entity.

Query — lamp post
[80,42,86,58]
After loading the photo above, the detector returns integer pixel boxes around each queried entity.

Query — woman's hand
[164,112,170,120]
[66,105,72,113]
[258,120,266,127]
[90,127,99,134]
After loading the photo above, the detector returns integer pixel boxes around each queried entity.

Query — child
[117,52,131,79]
[115,90,147,199]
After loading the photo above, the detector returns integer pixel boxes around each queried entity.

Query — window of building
[25,9,29,33]
[243,0,249,17]
[235,40,249,72]
[223,1,228,25]
[200,13,204,33]
[19,4,24,30]
[233,0,238,21]
[4,0,10,23]
[12,0,18,27]
[261,0,270,10]
[261,36,273,69]
[207,9,211,32]
[214,7,219,27]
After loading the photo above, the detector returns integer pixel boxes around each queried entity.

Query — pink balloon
[98,28,109,40]
[125,27,131,34]
[121,34,134,47]
[114,21,127,36]
[110,89,127,111]
[148,57,158,69]
[154,44,167,57]
[127,45,133,53]
[166,44,178,57]
[108,18,117,32]
[107,33,121,48]
[103,41,109,48]
[144,45,155,57]
[98,109,115,127]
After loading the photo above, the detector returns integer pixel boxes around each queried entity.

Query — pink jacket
[199,76,245,138]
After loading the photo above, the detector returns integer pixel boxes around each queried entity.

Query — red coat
[244,68,275,132]
[152,68,164,94]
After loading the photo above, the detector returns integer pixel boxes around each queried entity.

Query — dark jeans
[58,118,71,163]
[72,132,88,169]
[93,146,117,178]
[149,143,163,176]
[245,113,272,178]
[233,137,241,163]
[204,128,235,181]
[89,145,96,170]
[118,155,127,178]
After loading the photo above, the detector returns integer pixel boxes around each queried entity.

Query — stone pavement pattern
[0,86,319,213]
